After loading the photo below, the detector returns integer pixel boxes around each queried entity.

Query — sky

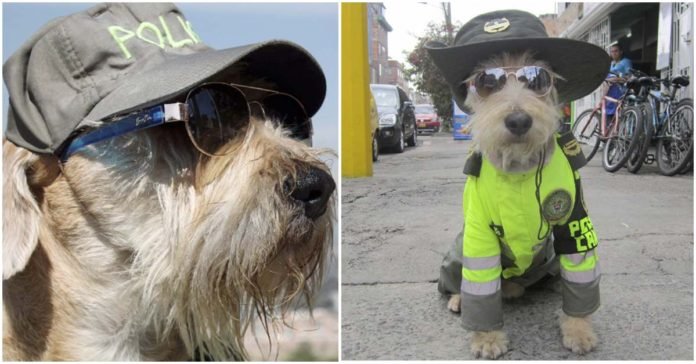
[382,1,558,65]
[2,3,339,171]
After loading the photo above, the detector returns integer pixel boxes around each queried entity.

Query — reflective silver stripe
[461,278,501,296]
[462,255,501,270]
[561,261,601,283]
[564,252,587,265]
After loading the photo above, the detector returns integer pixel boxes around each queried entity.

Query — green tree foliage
[404,21,460,128]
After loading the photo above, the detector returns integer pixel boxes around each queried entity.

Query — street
[341,133,694,360]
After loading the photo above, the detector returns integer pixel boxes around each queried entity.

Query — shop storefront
[559,2,693,115]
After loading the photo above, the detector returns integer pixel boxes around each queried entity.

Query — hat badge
[483,18,510,33]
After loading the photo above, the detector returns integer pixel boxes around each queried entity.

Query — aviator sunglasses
[460,66,555,99]
[58,82,312,161]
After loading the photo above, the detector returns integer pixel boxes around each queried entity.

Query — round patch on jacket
[542,189,572,223]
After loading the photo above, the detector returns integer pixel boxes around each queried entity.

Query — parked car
[415,104,441,133]
[369,84,417,153]
[369,93,379,162]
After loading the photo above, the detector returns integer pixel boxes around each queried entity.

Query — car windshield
[371,86,399,107]
[415,105,434,114]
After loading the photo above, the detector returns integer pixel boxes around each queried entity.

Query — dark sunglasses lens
[475,68,506,97]
[517,66,552,94]
[261,94,311,140]
[186,84,249,155]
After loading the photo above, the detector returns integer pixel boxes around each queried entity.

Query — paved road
[341,133,693,360]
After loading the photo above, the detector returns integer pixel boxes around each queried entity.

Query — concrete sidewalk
[341,134,693,360]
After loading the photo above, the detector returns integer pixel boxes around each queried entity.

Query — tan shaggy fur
[451,52,597,359]
[3,115,335,360]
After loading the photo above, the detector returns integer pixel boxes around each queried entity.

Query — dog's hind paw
[447,294,461,313]
[501,280,525,299]
[470,330,508,359]
[560,314,598,354]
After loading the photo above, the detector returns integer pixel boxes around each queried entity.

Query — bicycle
[571,72,643,172]
[626,69,693,176]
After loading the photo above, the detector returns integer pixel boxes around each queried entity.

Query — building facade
[556,2,693,115]
[367,3,392,84]
[383,59,409,90]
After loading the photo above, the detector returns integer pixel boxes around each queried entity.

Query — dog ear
[3,140,59,279]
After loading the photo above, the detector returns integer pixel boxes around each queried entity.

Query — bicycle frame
[599,93,623,140]
[585,81,627,141]
[642,86,674,141]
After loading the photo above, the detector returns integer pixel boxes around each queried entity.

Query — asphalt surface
[341,132,694,360]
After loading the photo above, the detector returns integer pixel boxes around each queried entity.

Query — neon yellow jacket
[460,133,600,331]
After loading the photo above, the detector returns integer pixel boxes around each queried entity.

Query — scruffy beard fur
[465,51,563,172]
[3,117,334,360]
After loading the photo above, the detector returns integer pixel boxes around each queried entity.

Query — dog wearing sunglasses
[3,77,335,360]
[443,52,599,359]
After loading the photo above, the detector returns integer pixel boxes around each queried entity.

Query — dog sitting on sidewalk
[3,4,334,361]
[427,10,610,359]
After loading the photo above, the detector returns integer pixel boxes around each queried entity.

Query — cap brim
[426,37,610,103]
[85,40,326,123]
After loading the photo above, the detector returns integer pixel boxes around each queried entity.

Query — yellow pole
[341,3,372,177]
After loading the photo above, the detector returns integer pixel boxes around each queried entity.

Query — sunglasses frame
[466,65,555,99]
[230,82,313,144]
[58,82,311,161]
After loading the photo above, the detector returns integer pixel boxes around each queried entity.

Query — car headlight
[379,114,397,126]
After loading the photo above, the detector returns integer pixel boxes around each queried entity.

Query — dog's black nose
[504,111,533,136]
[289,166,335,219]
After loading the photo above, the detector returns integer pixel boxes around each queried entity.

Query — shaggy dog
[3,108,335,360]
[445,52,598,359]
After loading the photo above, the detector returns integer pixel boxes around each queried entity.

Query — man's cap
[4,3,326,154]
[426,9,610,108]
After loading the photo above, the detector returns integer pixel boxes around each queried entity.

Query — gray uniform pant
[437,231,561,296]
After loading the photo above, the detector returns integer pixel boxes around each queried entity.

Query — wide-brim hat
[426,9,610,108]
[4,3,326,154]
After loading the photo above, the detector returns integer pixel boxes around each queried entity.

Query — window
[587,17,610,49]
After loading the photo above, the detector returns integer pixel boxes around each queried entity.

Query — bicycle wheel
[679,159,693,174]
[572,109,601,162]
[626,103,653,174]
[603,105,643,172]
[656,98,693,176]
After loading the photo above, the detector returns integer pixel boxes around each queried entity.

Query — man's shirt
[609,57,632,77]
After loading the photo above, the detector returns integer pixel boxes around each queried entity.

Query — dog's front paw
[447,294,461,313]
[560,314,598,354]
[470,330,508,359]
